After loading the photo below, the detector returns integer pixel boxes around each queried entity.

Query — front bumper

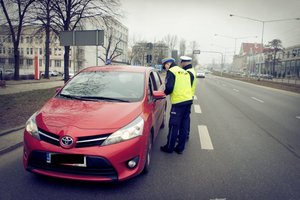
[23,131,148,182]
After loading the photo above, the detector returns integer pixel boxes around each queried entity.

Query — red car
[23,66,166,182]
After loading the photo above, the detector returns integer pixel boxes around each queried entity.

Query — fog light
[127,156,139,169]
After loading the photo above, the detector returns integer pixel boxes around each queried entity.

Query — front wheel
[142,134,153,174]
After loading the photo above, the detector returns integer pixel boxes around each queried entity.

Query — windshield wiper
[79,96,130,102]
[58,93,94,101]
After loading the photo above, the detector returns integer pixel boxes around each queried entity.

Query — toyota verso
[23,66,166,182]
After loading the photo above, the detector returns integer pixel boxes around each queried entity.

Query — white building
[83,17,128,67]
[0,25,84,75]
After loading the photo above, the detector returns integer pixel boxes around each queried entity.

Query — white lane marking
[194,104,202,113]
[233,89,239,92]
[251,97,264,103]
[193,95,198,100]
[296,116,300,120]
[198,125,214,150]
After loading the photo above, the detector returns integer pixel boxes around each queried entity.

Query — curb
[0,125,25,137]
[0,142,23,156]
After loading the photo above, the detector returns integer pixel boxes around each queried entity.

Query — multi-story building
[0,25,84,75]
[84,17,128,67]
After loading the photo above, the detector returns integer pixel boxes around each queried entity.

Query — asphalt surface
[0,75,300,200]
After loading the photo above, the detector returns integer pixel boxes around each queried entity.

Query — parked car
[62,72,75,80]
[41,70,59,77]
[23,65,167,182]
[196,71,205,78]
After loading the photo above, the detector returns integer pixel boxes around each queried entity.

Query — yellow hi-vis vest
[169,66,193,104]
[187,68,197,96]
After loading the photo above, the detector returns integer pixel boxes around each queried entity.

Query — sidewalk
[0,78,65,155]
[0,77,64,95]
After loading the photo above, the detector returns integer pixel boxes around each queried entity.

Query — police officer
[160,57,193,154]
[180,56,197,140]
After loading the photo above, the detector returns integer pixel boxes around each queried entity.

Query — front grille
[38,128,111,148]
[28,151,118,180]
[76,134,111,148]
[38,128,60,146]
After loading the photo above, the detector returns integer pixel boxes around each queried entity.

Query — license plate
[46,153,86,167]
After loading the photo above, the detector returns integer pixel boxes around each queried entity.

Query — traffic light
[146,55,152,63]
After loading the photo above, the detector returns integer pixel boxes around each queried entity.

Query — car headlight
[25,112,40,140]
[102,116,144,146]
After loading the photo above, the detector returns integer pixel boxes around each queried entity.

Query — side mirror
[153,91,166,100]
[55,87,62,94]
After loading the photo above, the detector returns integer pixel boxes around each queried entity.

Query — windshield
[59,71,145,102]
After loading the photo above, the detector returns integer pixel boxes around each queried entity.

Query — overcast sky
[119,0,300,64]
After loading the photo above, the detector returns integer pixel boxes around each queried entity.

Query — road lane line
[251,97,264,103]
[233,89,239,92]
[193,95,198,100]
[296,116,300,120]
[198,125,214,150]
[194,104,202,113]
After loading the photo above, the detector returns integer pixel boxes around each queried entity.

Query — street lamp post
[214,34,257,55]
[229,14,300,79]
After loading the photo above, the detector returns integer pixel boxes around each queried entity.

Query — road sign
[193,50,201,54]
[59,30,104,46]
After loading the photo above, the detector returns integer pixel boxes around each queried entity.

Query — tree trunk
[44,23,50,79]
[13,43,20,80]
[64,46,70,83]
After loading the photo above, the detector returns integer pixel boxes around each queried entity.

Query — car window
[152,71,162,88]
[60,71,145,102]
[148,74,155,102]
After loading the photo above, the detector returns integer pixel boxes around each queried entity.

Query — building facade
[83,17,128,67]
[0,25,84,75]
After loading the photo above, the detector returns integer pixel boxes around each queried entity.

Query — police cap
[162,57,175,65]
[180,56,192,62]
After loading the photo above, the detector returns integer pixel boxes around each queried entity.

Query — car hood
[36,97,143,130]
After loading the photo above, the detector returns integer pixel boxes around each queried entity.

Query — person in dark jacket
[160,57,193,154]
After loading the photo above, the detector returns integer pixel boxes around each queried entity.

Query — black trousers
[165,103,192,152]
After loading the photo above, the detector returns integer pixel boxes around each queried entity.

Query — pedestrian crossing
[193,95,214,150]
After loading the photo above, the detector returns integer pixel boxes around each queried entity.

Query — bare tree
[0,0,36,80]
[179,39,186,57]
[51,0,121,82]
[267,39,283,76]
[33,0,55,79]
[163,34,178,52]
[99,17,125,64]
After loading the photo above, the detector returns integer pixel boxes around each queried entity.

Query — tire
[142,134,153,174]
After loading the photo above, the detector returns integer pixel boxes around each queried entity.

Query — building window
[0,47,2,54]
[26,37,30,43]
[0,58,6,64]
[39,59,43,67]
[26,59,33,66]
[20,48,24,55]
[20,36,23,43]
[49,60,52,67]
[27,48,30,55]
[30,48,33,55]
[9,58,14,64]
[55,60,61,67]
[20,59,24,65]
[39,48,42,55]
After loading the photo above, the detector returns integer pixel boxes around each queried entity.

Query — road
[1,75,300,200]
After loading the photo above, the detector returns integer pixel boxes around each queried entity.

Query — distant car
[196,71,205,78]
[62,72,75,80]
[41,70,59,77]
[23,65,167,182]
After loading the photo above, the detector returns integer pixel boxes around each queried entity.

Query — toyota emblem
[60,136,74,148]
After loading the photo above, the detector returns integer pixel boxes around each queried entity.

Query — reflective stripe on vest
[169,66,193,104]
[187,68,197,96]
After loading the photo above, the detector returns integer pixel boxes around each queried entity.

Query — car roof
[81,65,153,73]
